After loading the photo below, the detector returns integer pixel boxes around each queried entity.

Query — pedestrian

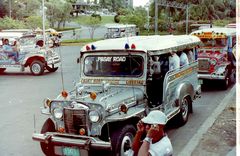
[129,110,173,156]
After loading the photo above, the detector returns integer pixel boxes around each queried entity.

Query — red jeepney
[191,28,236,89]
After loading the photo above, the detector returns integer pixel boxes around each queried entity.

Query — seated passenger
[187,50,194,63]
[169,50,180,70]
[179,51,189,66]
[2,39,18,62]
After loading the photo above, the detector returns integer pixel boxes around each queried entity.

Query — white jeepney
[0,33,60,75]
[104,24,136,39]
[33,35,201,155]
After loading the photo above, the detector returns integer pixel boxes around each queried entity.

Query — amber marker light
[61,90,68,98]
[58,127,65,133]
[90,92,97,100]
[119,104,128,114]
[79,128,86,135]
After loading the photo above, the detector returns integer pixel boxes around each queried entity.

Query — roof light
[91,44,96,50]
[131,44,136,49]
[86,45,91,51]
[125,43,130,49]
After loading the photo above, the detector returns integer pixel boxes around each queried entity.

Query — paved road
[0,46,235,156]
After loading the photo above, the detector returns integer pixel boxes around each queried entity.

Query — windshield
[201,38,227,47]
[19,37,36,46]
[84,55,144,77]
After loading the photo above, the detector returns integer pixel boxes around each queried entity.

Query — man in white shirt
[130,110,173,156]
[180,51,189,66]
[169,50,180,70]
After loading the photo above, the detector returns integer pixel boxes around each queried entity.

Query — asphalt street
[0,46,236,156]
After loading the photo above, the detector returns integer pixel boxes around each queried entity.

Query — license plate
[62,147,80,156]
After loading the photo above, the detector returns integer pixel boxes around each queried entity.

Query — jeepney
[0,33,60,75]
[32,35,201,156]
[191,28,236,89]
[104,24,136,39]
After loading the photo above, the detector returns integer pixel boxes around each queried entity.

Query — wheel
[177,97,191,126]
[110,125,136,156]
[40,118,56,156]
[46,66,58,72]
[0,68,6,74]
[30,60,44,76]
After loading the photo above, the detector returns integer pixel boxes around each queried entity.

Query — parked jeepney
[191,28,236,89]
[0,33,60,75]
[104,24,136,39]
[32,35,201,156]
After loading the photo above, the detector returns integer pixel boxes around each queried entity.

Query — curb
[178,85,236,156]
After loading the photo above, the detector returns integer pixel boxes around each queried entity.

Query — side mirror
[77,58,80,64]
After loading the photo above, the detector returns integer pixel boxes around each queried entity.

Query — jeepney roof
[191,27,236,36]
[82,35,201,55]
[105,24,136,29]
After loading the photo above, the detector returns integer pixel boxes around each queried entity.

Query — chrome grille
[198,59,210,71]
[63,108,88,135]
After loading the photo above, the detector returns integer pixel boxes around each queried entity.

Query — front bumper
[32,132,112,151]
[47,57,61,68]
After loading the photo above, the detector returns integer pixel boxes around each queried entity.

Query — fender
[23,55,46,66]
[174,82,194,107]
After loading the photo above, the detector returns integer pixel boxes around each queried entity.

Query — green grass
[73,15,115,25]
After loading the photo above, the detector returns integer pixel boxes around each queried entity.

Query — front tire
[40,118,56,156]
[46,66,58,72]
[110,125,136,156]
[177,97,191,126]
[30,60,44,76]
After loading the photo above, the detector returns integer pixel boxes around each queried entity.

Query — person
[179,51,189,66]
[187,49,194,63]
[169,50,180,70]
[130,110,173,156]
[2,39,18,62]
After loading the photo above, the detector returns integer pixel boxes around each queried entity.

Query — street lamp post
[9,0,12,18]
[42,0,46,47]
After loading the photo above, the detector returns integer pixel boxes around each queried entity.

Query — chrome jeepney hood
[70,84,145,111]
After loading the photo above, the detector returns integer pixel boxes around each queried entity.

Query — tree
[84,15,102,39]
[45,0,72,28]
[25,16,49,30]
[0,16,26,29]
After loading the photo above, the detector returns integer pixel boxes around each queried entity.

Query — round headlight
[53,107,63,119]
[210,59,217,65]
[89,111,100,122]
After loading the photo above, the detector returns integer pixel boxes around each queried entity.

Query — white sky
[133,0,150,7]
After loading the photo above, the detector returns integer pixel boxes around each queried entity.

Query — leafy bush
[0,16,26,30]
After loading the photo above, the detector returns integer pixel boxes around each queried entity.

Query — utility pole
[9,0,12,18]
[154,0,158,35]
[42,0,46,47]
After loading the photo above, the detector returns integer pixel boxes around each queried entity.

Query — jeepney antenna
[57,46,65,91]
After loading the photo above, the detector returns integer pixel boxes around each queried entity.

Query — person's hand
[137,120,145,132]
[146,124,159,139]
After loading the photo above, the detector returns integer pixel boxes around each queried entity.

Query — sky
[133,0,150,7]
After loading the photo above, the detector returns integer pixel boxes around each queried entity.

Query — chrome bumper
[198,73,225,80]
[47,57,61,67]
[32,132,112,151]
